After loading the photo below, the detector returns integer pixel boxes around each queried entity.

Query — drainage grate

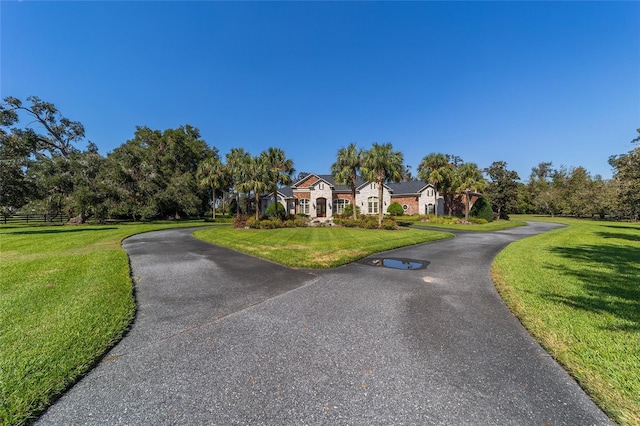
[364,258,429,270]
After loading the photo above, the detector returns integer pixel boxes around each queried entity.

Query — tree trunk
[377,179,384,227]
[350,187,357,220]
[464,190,470,221]
[67,213,86,225]
[210,184,216,219]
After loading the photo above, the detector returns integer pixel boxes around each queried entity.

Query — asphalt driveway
[37,223,613,425]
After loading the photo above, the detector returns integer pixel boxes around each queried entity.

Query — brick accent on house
[392,196,421,215]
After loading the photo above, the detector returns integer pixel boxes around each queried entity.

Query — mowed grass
[493,216,640,425]
[1,222,450,424]
[408,219,527,232]
[193,226,452,268]
[0,221,217,425]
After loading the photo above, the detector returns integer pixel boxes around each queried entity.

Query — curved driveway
[38,222,613,425]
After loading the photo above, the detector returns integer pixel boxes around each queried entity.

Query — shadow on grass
[5,227,117,235]
[545,243,640,331]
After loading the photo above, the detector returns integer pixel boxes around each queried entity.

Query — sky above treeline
[2,1,639,181]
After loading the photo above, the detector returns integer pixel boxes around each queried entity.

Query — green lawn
[193,226,452,268]
[0,221,217,425]
[0,222,450,425]
[493,216,640,425]
[407,219,527,232]
[6,216,634,425]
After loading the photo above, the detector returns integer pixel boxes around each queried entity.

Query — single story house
[261,174,471,219]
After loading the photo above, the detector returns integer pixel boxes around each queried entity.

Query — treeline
[1,96,638,224]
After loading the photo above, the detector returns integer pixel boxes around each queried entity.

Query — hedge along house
[261,173,450,219]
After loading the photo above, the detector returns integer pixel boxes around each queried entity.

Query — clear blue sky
[2,1,639,181]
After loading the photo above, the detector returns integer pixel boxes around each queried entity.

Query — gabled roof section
[292,173,365,191]
[387,180,434,195]
[315,174,365,191]
[278,186,294,198]
[291,173,318,188]
[260,186,294,199]
[356,180,392,191]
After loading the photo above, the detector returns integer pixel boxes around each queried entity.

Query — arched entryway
[316,197,327,217]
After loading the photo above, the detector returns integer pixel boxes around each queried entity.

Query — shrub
[265,202,287,220]
[381,218,398,230]
[362,217,379,229]
[387,202,404,216]
[470,196,494,223]
[340,203,361,218]
[469,217,488,224]
[245,217,257,228]
[292,218,307,228]
[234,215,249,228]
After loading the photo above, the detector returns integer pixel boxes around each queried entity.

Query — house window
[333,199,350,215]
[318,183,324,190]
[368,196,379,214]
[371,183,377,190]
[427,189,434,197]
[402,204,408,211]
[427,203,435,214]
[299,199,310,215]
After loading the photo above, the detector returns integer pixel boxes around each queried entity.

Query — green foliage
[265,201,287,220]
[484,161,520,219]
[331,143,363,219]
[494,218,640,425]
[194,225,452,269]
[609,132,640,220]
[340,203,361,218]
[245,216,306,229]
[387,201,404,216]
[0,221,215,425]
[381,218,398,229]
[470,195,494,222]
[361,142,405,226]
[413,215,526,231]
[104,125,211,221]
[468,217,488,224]
[333,215,398,229]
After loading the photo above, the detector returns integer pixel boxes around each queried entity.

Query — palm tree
[196,155,225,219]
[262,147,294,219]
[226,148,251,218]
[237,155,269,221]
[361,142,404,227]
[456,162,486,221]
[330,143,363,220]
[417,153,450,218]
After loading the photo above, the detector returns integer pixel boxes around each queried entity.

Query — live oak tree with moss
[484,161,520,220]
[609,129,640,220]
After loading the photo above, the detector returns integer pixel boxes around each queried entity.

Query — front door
[317,198,326,217]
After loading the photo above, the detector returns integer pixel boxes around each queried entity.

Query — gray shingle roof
[387,180,431,195]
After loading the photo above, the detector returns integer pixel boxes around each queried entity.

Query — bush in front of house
[387,202,404,216]
[265,202,287,220]
[381,218,398,230]
[339,203,361,218]
[245,216,308,229]
[333,215,398,230]
[469,217,488,224]
[469,195,494,222]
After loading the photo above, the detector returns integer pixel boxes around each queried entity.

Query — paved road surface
[37,223,613,425]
